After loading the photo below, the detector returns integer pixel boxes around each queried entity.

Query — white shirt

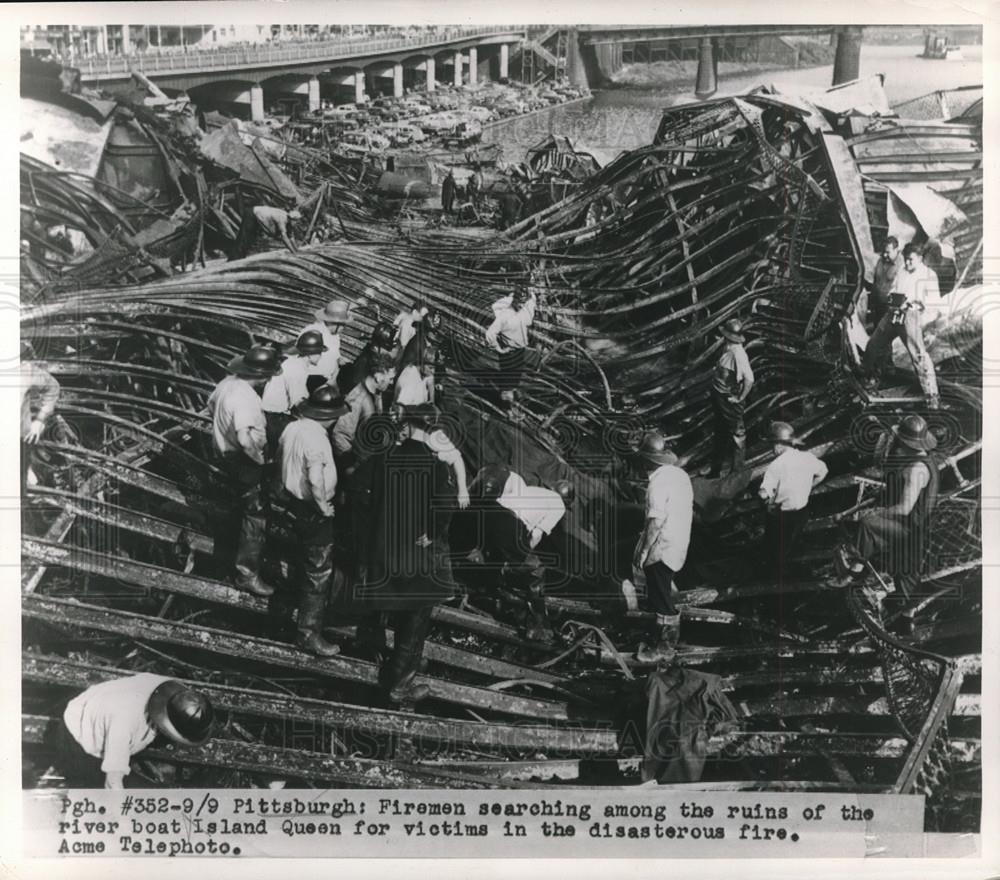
[395,364,430,406]
[299,321,342,384]
[206,375,266,458]
[412,426,462,467]
[892,262,940,307]
[394,308,426,350]
[278,419,337,508]
[759,447,828,512]
[642,464,694,571]
[497,471,566,537]
[485,293,536,352]
[63,673,171,774]
[253,205,290,238]
[262,355,311,414]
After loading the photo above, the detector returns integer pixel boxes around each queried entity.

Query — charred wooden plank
[20,714,523,789]
[21,594,576,722]
[22,652,617,754]
[23,530,567,686]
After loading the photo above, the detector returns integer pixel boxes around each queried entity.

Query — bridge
[77,26,527,118]
[566,25,864,96]
[75,23,865,116]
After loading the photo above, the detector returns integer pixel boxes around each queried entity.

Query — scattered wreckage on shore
[20,66,982,827]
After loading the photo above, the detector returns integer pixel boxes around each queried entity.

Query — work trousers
[497,348,526,393]
[54,718,105,788]
[643,561,679,617]
[216,452,266,586]
[709,390,746,476]
[384,605,434,694]
[762,506,809,581]
[272,492,335,637]
[862,308,939,398]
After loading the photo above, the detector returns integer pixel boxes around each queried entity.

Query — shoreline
[480,95,592,132]
[601,59,831,94]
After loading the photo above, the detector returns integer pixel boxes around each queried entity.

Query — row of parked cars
[305,79,589,151]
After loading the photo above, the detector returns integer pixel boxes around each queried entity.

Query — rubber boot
[636,613,681,665]
[295,542,340,657]
[356,612,388,663]
[234,501,275,597]
[387,608,433,706]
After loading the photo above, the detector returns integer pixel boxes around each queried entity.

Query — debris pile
[20,68,981,823]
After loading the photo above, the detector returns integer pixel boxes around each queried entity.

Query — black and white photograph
[12,0,993,867]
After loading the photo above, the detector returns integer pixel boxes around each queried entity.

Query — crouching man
[57,674,213,789]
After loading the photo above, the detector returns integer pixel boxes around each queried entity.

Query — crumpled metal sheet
[20,96,114,177]
[199,120,301,202]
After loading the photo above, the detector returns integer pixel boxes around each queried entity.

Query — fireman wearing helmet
[262,329,329,454]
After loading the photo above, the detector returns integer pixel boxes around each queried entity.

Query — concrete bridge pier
[425,56,436,91]
[393,61,404,98]
[695,37,717,98]
[500,43,509,78]
[354,71,365,104]
[250,83,264,122]
[453,50,463,86]
[308,76,320,112]
[832,25,864,85]
[468,47,478,84]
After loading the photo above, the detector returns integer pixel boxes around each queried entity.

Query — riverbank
[608,57,829,90]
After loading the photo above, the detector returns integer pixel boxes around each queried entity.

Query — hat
[288,209,303,221]
[893,414,938,452]
[297,384,350,421]
[294,329,328,356]
[146,680,214,747]
[638,431,679,466]
[226,344,281,379]
[371,321,397,351]
[719,317,745,344]
[770,421,802,446]
[314,299,351,325]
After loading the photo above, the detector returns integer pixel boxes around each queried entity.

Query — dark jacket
[349,438,456,610]
[643,667,740,784]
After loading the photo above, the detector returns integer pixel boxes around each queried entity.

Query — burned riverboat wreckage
[21,58,981,829]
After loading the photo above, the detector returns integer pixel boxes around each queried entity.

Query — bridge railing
[77,25,526,79]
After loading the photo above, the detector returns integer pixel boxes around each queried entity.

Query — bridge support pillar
[453,51,463,86]
[695,37,717,98]
[425,56,436,91]
[393,62,404,97]
[566,29,589,89]
[832,25,864,85]
[468,47,478,84]
[250,83,264,122]
[122,24,131,54]
[500,43,509,78]
[308,76,321,112]
[354,71,365,104]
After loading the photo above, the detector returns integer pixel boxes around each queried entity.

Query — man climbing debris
[861,243,941,410]
[633,432,693,664]
[57,675,213,789]
[206,344,280,597]
[230,203,302,259]
[757,421,828,581]
[20,339,60,489]
[867,236,903,330]
[834,414,940,634]
[709,318,753,477]
[485,286,537,412]
[271,385,350,657]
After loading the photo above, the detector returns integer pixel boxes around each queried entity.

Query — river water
[482,43,983,163]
